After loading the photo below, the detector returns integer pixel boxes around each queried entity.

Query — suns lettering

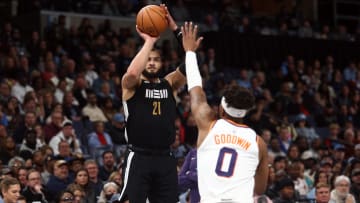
[214,134,251,150]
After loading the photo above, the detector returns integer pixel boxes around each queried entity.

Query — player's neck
[142,75,160,83]
[223,115,243,124]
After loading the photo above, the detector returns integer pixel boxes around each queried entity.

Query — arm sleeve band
[185,51,202,91]
[173,28,183,45]
[178,63,186,76]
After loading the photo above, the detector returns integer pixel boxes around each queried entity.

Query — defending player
[181,21,269,203]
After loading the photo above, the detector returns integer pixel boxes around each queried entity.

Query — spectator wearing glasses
[56,190,75,203]
[21,169,49,203]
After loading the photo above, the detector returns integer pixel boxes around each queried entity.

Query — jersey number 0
[215,147,238,177]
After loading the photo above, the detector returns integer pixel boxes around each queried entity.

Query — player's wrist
[186,51,196,55]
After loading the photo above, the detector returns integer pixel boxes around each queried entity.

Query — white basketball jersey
[197,119,259,203]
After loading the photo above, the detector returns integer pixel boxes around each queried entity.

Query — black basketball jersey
[124,79,176,149]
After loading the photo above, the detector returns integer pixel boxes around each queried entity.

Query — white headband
[221,97,247,118]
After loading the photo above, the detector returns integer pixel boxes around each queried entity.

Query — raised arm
[254,136,269,195]
[162,4,187,91]
[121,27,158,99]
[182,22,215,145]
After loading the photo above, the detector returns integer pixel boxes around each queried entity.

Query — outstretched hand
[181,22,203,52]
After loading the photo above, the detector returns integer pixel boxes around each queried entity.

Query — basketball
[136,5,168,37]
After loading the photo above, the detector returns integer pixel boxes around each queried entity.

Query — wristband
[178,63,186,76]
[173,28,182,38]
[173,28,183,47]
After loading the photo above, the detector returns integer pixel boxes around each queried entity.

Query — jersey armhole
[209,120,217,131]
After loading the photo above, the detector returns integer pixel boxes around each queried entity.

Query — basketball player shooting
[117,5,188,203]
[181,22,269,203]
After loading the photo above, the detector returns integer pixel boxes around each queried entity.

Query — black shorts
[117,147,178,203]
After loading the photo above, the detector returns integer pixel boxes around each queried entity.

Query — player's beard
[142,69,160,79]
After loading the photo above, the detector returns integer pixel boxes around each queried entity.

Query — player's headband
[221,97,247,118]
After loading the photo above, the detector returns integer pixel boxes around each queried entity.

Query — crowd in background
[0,0,359,203]
[18,0,360,42]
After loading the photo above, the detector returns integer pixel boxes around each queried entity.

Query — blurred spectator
[98,151,116,181]
[8,156,25,178]
[170,130,188,159]
[45,160,72,202]
[88,121,113,163]
[316,25,332,40]
[54,79,68,104]
[105,113,127,158]
[277,125,293,154]
[43,110,63,143]
[62,91,82,121]
[294,114,319,143]
[343,61,357,82]
[330,175,356,203]
[17,167,28,190]
[350,168,360,202]
[13,111,37,144]
[19,129,44,160]
[286,161,309,198]
[107,171,122,190]
[69,168,97,203]
[0,177,21,203]
[286,144,300,164]
[178,148,199,203]
[268,137,286,159]
[200,14,219,33]
[0,136,18,165]
[238,16,254,34]
[315,183,331,203]
[97,181,119,203]
[84,159,103,197]
[236,68,251,89]
[336,25,353,41]
[92,67,116,97]
[49,120,82,155]
[81,91,108,122]
[66,183,86,203]
[298,19,313,38]
[273,156,288,173]
[306,170,330,199]
[11,73,34,104]
[273,177,300,203]
[21,169,49,203]
[84,60,98,87]
[73,76,90,109]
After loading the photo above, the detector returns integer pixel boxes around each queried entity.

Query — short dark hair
[223,84,255,110]
[102,150,114,158]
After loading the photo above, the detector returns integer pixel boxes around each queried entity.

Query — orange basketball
[136,5,168,37]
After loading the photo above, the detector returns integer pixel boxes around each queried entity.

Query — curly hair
[223,84,255,110]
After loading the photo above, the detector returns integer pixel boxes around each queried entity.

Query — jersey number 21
[152,101,161,115]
